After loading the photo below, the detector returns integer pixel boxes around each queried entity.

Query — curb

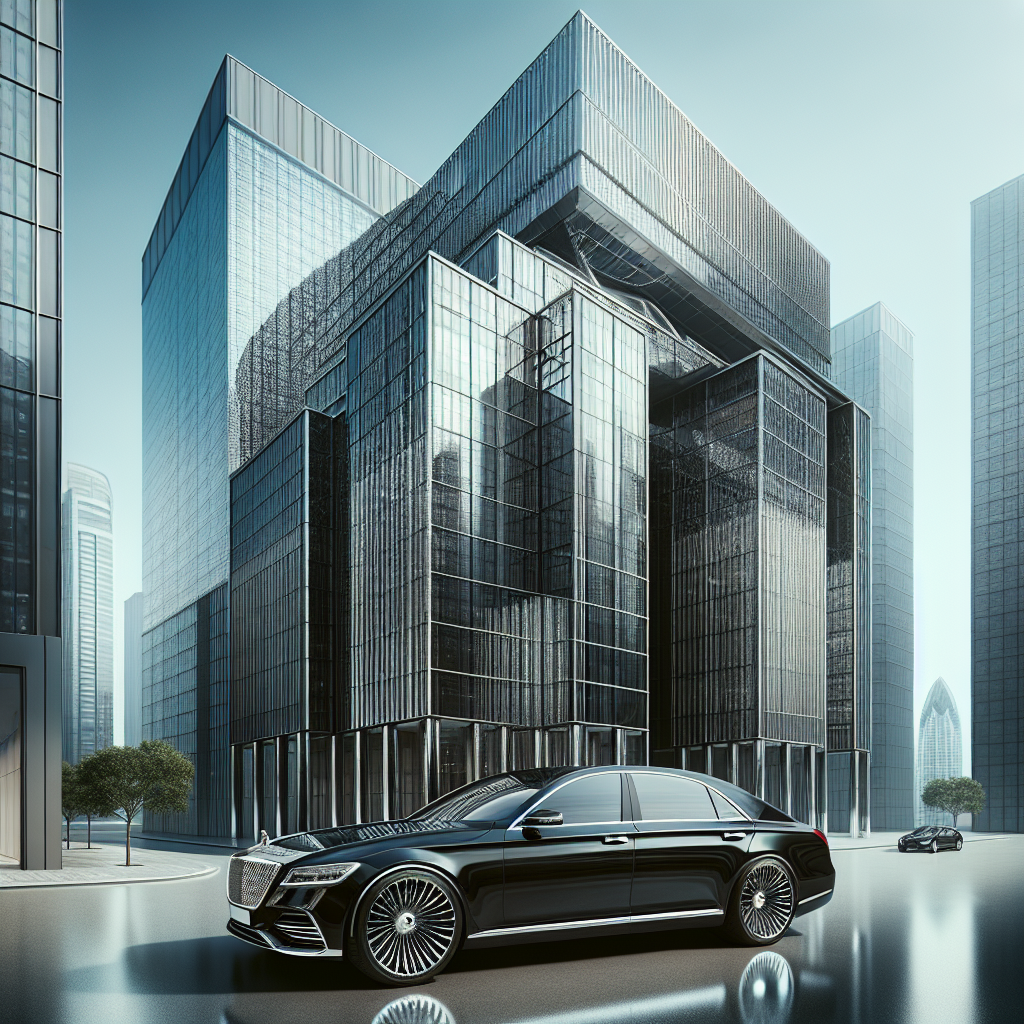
[0,863,219,890]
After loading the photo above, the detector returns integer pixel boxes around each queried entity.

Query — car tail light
[813,828,829,847]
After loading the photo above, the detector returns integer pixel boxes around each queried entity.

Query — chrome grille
[228,856,280,909]
[272,909,326,951]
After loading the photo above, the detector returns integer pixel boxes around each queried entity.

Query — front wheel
[347,868,463,986]
[956,837,963,851]
[930,839,939,854]
[726,857,795,946]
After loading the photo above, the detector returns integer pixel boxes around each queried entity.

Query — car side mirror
[522,809,563,827]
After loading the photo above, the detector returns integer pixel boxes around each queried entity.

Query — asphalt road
[0,835,1019,1024]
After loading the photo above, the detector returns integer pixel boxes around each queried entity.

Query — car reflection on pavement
[221,950,833,1024]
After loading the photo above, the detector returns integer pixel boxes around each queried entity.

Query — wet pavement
[0,835,1019,1024]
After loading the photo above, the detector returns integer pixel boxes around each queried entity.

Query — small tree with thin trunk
[922,777,986,829]
[61,761,85,849]
[78,741,194,865]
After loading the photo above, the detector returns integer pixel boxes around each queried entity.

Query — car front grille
[228,856,281,909]
[272,909,326,951]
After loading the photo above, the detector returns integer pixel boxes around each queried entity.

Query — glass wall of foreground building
[141,56,417,836]
[972,174,1024,833]
[831,302,914,831]
[123,591,142,747]
[60,464,113,763]
[0,0,63,868]
[231,240,869,834]
[915,677,963,827]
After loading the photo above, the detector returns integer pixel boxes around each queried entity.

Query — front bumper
[226,904,344,957]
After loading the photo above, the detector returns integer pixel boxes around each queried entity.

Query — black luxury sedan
[225,766,835,985]
[898,825,964,853]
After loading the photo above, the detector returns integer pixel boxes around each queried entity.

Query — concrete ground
[0,833,1019,1024]
[0,840,217,888]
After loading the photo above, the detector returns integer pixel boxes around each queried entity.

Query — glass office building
[971,174,1024,833]
[831,302,914,830]
[60,464,113,763]
[141,56,417,835]
[0,0,62,869]
[123,591,142,748]
[215,13,872,837]
[915,676,962,826]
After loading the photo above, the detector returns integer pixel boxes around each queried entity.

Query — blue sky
[65,0,1024,759]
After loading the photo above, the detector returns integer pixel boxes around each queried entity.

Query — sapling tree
[78,741,194,866]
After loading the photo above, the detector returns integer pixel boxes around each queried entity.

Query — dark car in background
[225,766,835,985]
[898,826,963,853]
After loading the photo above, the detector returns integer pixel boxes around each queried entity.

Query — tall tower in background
[141,56,417,836]
[831,303,915,830]
[971,175,1024,833]
[123,591,142,748]
[61,464,113,763]
[0,0,63,869]
[916,677,963,825]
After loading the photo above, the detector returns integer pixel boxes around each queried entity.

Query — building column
[850,749,860,838]
[783,743,793,817]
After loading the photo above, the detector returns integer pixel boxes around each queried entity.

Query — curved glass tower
[916,677,963,826]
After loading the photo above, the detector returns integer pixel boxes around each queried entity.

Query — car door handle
[722,832,748,841]
[602,835,630,845]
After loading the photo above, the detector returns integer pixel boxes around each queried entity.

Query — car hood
[271,819,484,853]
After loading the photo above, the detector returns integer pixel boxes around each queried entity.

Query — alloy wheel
[956,837,963,851]
[931,839,938,853]
[364,873,458,979]
[738,861,794,942]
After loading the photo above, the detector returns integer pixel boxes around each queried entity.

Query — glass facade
[0,0,62,870]
[915,677,963,827]
[60,464,113,763]
[830,302,913,831]
[141,57,416,835]
[971,175,1024,833]
[122,591,142,747]
[152,14,872,838]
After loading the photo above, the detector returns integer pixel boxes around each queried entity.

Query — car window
[544,773,622,824]
[630,773,717,821]
[708,787,748,820]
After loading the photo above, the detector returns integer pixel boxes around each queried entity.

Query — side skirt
[463,908,724,949]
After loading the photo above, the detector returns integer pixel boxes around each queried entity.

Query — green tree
[78,741,194,865]
[61,761,85,849]
[921,776,986,828]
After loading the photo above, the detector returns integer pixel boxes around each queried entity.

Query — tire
[347,868,463,986]
[930,839,938,854]
[726,856,796,946]
[956,837,963,851]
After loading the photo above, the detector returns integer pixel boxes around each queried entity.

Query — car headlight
[279,862,360,887]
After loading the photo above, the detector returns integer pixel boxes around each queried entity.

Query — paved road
[0,835,1019,1024]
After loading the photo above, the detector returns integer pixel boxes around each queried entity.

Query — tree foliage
[78,741,194,865]
[921,776,986,827]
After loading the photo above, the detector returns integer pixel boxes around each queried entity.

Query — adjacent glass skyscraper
[123,591,142,748]
[203,13,872,839]
[831,302,914,830]
[0,0,62,869]
[972,174,1024,833]
[915,676,962,826]
[60,464,113,763]
[141,56,417,835]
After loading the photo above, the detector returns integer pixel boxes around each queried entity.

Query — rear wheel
[348,868,463,986]
[726,857,795,946]
[956,837,963,851]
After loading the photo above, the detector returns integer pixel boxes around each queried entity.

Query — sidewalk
[827,830,1015,851]
[0,842,219,889]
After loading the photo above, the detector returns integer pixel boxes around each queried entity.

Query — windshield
[911,827,939,837]
[409,774,543,824]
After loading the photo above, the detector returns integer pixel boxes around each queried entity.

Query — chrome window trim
[468,907,722,941]
[510,769,626,829]
[625,769,753,823]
